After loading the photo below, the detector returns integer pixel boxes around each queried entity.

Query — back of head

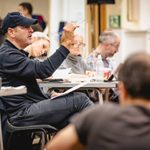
[118,52,150,100]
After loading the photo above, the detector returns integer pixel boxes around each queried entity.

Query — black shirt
[71,103,150,150]
[0,40,69,117]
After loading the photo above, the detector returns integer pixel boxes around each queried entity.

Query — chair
[0,100,58,150]
[6,120,58,150]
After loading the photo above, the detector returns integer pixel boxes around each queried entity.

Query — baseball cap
[0,12,37,35]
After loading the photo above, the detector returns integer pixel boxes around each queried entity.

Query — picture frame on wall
[127,0,139,21]
[109,15,121,29]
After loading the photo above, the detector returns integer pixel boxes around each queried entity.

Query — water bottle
[96,55,104,81]
[87,55,97,71]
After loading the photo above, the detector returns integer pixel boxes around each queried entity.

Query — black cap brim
[19,17,38,26]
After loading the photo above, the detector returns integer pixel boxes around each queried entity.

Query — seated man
[46,52,150,150]
[0,12,93,132]
[86,30,120,72]
[87,30,121,102]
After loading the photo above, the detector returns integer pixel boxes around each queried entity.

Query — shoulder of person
[73,103,118,121]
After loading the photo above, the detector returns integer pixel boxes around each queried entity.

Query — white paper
[52,68,71,79]
[67,73,89,82]
[51,80,89,100]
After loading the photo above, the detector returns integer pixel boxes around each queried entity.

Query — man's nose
[29,26,34,32]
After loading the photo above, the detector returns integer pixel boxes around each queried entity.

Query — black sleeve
[1,45,69,79]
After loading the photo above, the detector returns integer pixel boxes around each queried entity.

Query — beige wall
[0,0,49,23]
[106,0,122,29]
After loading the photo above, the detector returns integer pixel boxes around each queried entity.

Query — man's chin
[23,42,31,49]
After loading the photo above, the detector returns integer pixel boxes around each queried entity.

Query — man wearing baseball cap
[0,12,93,149]
[0,12,37,34]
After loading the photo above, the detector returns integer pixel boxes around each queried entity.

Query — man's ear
[118,81,128,104]
[7,28,16,38]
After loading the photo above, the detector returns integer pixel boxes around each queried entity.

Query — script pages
[51,80,89,100]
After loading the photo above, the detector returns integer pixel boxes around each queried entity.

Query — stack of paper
[51,80,89,100]
[52,68,71,79]
[67,73,89,83]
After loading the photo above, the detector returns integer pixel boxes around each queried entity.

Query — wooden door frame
[86,4,106,54]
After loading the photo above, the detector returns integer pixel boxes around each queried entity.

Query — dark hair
[118,52,150,100]
[19,2,33,15]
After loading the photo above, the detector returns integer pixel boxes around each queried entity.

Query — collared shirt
[86,50,115,71]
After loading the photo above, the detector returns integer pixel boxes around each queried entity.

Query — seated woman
[24,31,50,59]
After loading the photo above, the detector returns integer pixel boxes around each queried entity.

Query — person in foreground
[0,12,93,131]
[46,52,150,150]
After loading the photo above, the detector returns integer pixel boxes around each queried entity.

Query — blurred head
[32,31,50,55]
[99,30,120,58]
[118,52,150,103]
[18,2,33,17]
[1,12,37,49]
[70,35,85,56]
[32,31,49,42]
